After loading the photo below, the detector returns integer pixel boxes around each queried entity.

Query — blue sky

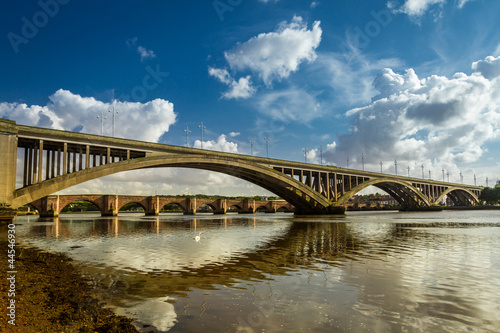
[1,0,500,196]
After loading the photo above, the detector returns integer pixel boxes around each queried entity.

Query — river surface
[13,210,500,332]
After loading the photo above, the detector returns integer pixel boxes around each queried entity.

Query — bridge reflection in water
[16,212,500,332]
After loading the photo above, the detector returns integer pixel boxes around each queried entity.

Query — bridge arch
[59,199,102,215]
[13,155,330,213]
[118,201,146,213]
[435,188,479,206]
[160,202,187,213]
[335,178,431,208]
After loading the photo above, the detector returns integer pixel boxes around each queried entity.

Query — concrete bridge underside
[0,119,483,218]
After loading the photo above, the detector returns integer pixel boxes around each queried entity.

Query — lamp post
[264,133,270,158]
[442,169,445,182]
[474,174,476,186]
[394,159,398,175]
[184,126,191,147]
[97,111,106,135]
[447,172,450,182]
[460,172,463,184]
[249,139,255,156]
[319,146,323,166]
[428,170,431,179]
[380,161,383,173]
[198,122,206,149]
[346,155,349,168]
[421,164,424,179]
[303,148,308,163]
[407,166,410,177]
[361,153,365,171]
[108,103,118,137]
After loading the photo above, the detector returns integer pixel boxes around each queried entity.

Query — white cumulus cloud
[324,55,500,180]
[193,134,239,153]
[221,16,322,86]
[0,89,176,142]
[390,0,474,17]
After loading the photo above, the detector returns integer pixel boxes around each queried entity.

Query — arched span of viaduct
[435,188,480,206]
[13,154,331,214]
[335,179,432,208]
[335,178,479,207]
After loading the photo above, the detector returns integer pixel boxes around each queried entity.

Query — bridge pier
[183,197,197,215]
[101,195,118,216]
[0,120,19,221]
[145,196,159,216]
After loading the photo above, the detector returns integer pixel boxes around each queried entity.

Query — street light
[198,122,206,149]
[319,146,323,166]
[264,133,270,158]
[108,103,118,137]
[407,166,410,177]
[394,159,398,175]
[380,161,383,173]
[184,126,191,147]
[346,155,349,168]
[442,169,445,182]
[303,148,308,163]
[421,164,424,179]
[361,153,365,171]
[249,139,255,156]
[97,111,106,135]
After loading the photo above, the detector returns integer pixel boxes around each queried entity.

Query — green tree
[479,187,500,205]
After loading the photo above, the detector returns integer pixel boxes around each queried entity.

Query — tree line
[479,180,500,205]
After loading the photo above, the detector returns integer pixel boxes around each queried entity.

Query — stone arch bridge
[30,194,294,217]
[0,119,482,219]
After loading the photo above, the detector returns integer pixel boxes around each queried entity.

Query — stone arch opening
[60,200,100,214]
[160,202,185,213]
[119,202,146,213]
[227,205,242,213]
[197,203,215,213]
[255,206,267,213]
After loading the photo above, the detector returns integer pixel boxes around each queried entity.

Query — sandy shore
[0,238,139,332]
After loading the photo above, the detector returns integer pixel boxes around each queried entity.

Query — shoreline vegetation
[0,239,139,332]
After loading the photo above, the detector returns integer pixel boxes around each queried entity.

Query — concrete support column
[56,147,61,176]
[85,145,90,169]
[63,143,68,175]
[27,146,33,186]
[0,120,18,216]
[37,140,44,183]
[23,147,29,187]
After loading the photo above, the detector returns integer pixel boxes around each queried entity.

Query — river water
[13,210,500,332]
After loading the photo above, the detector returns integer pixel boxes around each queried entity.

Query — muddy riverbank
[0,239,139,332]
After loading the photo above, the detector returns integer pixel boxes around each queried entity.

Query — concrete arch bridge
[0,119,482,219]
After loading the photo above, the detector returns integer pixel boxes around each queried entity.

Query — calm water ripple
[11,210,500,332]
